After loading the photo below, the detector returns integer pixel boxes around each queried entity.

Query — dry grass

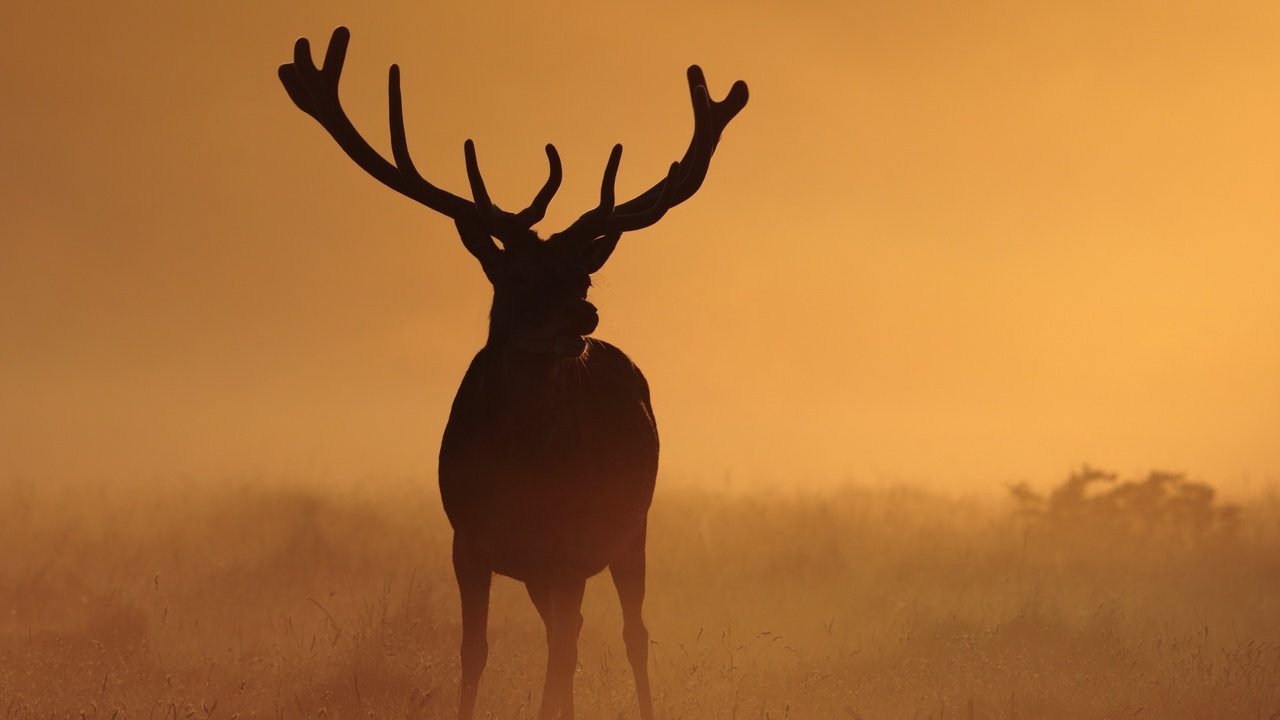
[1,474,1278,719]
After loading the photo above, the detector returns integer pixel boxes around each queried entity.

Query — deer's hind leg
[453,534,492,720]
[609,522,654,720]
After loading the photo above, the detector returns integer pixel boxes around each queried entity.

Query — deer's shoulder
[580,339,651,397]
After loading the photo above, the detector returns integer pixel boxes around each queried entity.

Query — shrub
[1008,465,1241,549]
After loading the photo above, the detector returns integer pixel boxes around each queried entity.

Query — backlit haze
[4,1,1279,492]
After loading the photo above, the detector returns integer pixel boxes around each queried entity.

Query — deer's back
[439,338,659,580]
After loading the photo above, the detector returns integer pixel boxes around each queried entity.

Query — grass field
[1,473,1277,719]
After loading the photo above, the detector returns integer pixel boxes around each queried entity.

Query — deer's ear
[579,233,621,274]
[454,218,504,281]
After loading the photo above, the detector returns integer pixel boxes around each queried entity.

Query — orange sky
[3,1,1278,491]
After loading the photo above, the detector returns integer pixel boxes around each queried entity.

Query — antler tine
[279,38,321,120]
[552,145,622,242]
[463,140,501,221]
[320,25,349,82]
[388,64,424,179]
[551,65,748,244]
[279,27,477,223]
[607,161,682,233]
[599,143,622,210]
[513,145,563,227]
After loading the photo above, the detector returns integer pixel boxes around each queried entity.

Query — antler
[278,26,559,247]
[280,28,748,257]
[550,65,749,245]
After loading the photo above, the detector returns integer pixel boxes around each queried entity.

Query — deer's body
[441,339,658,581]
[279,27,746,719]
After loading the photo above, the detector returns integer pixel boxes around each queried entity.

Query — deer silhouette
[279,27,747,720]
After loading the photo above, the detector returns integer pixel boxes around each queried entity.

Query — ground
[1,475,1277,719]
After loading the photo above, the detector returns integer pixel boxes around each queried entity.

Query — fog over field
[5,1,1280,718]
[3,473,1278,718]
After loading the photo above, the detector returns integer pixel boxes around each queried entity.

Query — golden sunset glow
[4,5,1280,717]
[4,2,1279,490]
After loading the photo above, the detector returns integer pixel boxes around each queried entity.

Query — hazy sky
[3,1,1278,491]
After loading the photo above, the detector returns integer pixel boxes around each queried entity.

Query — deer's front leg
[453,534,491,720]
[529,576,586,720]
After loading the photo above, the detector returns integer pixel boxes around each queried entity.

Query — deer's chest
[443,360,653,469]
[436,343,659,575]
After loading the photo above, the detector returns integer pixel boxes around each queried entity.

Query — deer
[278,27,748,720]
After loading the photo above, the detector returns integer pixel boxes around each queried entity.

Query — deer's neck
[481,326,582,383]
[484,304,515,349]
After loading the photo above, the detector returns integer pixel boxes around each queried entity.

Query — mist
[4,1,1279,490]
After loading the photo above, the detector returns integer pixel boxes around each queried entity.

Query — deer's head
[279,27,748,357]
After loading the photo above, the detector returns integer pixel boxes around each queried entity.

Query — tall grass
[1,473,1277,719]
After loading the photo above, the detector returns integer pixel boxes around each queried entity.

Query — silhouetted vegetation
[1009,465,1242,549]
